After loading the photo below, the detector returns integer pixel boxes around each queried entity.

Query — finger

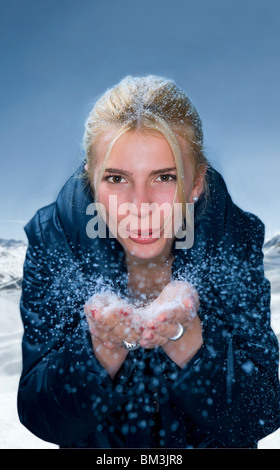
[139,330,168,349]
[93,303,133,332]
[91,324,124,349]
[94,334,123,350]
[102,307,131,330]
[86,313,104,336]
[155,305,181,323]
[103,336,124,349]
[113,319,142,345]
[146,318,157,329]
[169,299,198,324]
[148,320,181,341]
[84,293,111,317]
[182,289,200,312]
[85,305,103,322]
[139,329,156,348]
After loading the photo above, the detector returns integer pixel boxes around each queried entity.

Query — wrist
[92,337,129,379]
[163,317,203,368]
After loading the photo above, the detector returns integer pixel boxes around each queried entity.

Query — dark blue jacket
[17,164,280,448]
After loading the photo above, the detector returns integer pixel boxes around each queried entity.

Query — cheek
[96,188,109,212]
[150,184,178,205]
[100,191,126,210]
[97,187,129,233]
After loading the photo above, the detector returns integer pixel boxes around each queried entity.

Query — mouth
[128,228,161,244]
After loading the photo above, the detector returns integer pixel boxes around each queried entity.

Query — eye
[155,174,177,182]
[104,175,126,184]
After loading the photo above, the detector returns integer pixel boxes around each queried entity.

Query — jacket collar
[54,163,249,286]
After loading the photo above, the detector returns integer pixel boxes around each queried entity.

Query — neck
[124,250,174,306]
[125,251,174,272]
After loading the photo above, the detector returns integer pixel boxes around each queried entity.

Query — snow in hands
[84,281,199,339]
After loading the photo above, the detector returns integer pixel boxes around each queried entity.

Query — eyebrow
[104,167,177,177]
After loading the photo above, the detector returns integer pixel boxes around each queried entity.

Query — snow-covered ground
[258,235,280,448]
[0,238,279,449]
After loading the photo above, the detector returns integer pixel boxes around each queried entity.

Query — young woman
[18,75,280,448]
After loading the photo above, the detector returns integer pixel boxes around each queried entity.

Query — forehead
[94,128,191,168]
[112,131,173,165]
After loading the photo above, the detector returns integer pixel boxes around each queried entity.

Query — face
[91,129,203,264]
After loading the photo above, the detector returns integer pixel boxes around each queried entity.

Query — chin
[122,237,173,262]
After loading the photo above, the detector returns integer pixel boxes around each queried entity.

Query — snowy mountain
[0,239,27,291]
[263,234,280,283]
[0,236,279,448]
[263,236,280,296]
[264,234,280,251]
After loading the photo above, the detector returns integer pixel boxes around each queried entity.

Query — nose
[131,185,153,219]
[118,185,154,234]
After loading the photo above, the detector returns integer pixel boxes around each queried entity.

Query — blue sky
[0,0,279,241]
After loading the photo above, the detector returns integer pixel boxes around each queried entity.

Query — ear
[84,163,89,171]
[190,163,207,201]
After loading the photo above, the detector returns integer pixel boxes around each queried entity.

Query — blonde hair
[83,75,208,223]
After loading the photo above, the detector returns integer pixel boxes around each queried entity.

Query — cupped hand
[84,282,202,374]
[84,292,142,350]
[138,281,200,349]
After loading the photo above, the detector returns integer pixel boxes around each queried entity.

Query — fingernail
[120,309,129,316]
[91,308,97,318]
[144,331,154,340]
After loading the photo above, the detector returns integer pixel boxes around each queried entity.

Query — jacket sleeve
[161,216,280,447]
[17,210,133,446]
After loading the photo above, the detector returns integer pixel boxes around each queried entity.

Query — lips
[129,228,160,237]
[128,228,161,244]
[130,230,153,236]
